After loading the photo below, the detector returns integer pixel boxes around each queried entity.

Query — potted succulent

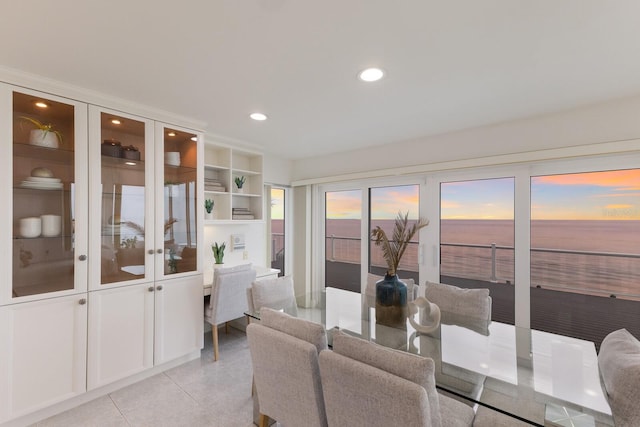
[205,199,215,220]
[212,241,226,265]
[21,116,63,148]
[371,211,429,327]
[234,176,246,193]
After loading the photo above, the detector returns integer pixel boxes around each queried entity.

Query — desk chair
[204,264,256,361]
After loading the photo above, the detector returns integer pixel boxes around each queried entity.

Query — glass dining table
[245,287,614,427]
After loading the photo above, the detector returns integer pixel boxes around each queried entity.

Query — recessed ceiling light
[358,67,384,82]
[167,132,176,137]
[125,161,137,166]
[250,113,267,121]
[111,119,121,125]
[35,102,48,108]
[190,136,197,141]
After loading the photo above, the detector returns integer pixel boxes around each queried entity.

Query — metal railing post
[330,234,335,261]
[490,243,497,282]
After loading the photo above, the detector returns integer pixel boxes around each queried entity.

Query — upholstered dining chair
[204,264,256,361]
[319,330,475,427]
[246,308,328,427]
[419,282,492,405]
[246,275,298,320]
[423,281,492,335]
[598,328,640,427]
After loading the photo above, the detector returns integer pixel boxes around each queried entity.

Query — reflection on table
[245,287,613,427]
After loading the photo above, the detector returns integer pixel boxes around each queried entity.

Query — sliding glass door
[325,190,362,292]
[440,177,515,324]
[530,169,640,347]
[369,185,420,283]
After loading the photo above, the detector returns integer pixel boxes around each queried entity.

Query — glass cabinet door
[157,125,199,277]
[11,90,87,299]
[91,108,153,286]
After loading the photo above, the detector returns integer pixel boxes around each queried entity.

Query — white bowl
[19,217,41,238]
[41,214,62,237]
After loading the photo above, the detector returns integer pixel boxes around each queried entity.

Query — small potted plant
[234,176,246,193]
[205,199,215,220]
[21,116,63,148]
[212,241,226,266]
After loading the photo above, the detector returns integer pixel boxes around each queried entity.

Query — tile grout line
[108,393,132,426]
[162,371,205,409]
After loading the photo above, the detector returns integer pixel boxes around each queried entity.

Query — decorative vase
[236,186,244,194]
[29,129,58,148]
[205,211,214,220]
[375,274,408,328]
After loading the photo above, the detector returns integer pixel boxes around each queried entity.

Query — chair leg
[258,413,270,427]
[246,315,251,325]
[212,325,219,361]
[225,321,229,334]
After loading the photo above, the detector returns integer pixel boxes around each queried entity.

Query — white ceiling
[1,1,640,160]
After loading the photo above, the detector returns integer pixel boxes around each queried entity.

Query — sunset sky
[326,186,420,219]
[531,170,640,220]
[324,170,640,221]
[270,188,284,219]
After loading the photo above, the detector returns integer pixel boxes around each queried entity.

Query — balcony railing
[325,235,640,300]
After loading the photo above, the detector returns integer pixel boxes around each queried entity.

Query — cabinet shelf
[13,234,71,241]
[14,141,74,159]
[232,168,261,176]
[102,155,145,171]
[204,164,230,171]
[13,185,68,192]
[232,192,261,197]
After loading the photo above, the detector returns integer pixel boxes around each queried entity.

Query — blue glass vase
[375,274,408,328]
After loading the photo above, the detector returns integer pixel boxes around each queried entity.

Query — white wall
[263,152,293,185]
[202,222,267,281]
[291,94,640,182]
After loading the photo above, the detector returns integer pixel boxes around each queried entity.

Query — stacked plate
[21,176,63,190]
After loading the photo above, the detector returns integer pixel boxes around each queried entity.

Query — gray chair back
[319,350,434,426]
[246,308,328,427]
[328,330,475,427]
[424,281,492,335]
[246,275,298,316]
[598,328,640,427]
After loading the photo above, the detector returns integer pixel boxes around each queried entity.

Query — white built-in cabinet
[204,144,263,222]
[0,84,204,424]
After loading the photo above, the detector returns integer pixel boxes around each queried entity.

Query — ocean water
[325,219,640,298]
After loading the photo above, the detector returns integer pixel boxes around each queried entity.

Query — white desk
[203,266,280,296]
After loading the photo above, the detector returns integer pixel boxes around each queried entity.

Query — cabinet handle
[156,249,163,254]
[78,254,87,261]
[156,285,163,291]
[148,249,155,255]
[148,286,155,292]
[79,298,87,305]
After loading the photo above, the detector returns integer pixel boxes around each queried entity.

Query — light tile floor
[37,327,254,427]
